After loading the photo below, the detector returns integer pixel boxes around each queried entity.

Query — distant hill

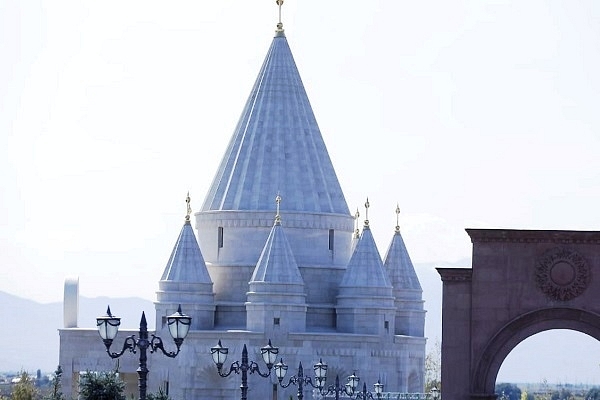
[0,292,154,373]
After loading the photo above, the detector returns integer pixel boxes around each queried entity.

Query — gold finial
[276,0,284,32]
[395,204,401,232]
[354,208,360,238]
[185,192,192,222]
[275,193,282,224]
[364,197,370,226]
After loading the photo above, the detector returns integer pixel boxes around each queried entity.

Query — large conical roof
[201,31,349,215]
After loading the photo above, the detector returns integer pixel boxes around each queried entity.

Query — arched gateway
[437,229,600,399]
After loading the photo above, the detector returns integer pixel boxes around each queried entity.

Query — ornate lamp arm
[216,361,240,378]
[249,360,272,378]
[104,335,137,359]
[150,335,181,358]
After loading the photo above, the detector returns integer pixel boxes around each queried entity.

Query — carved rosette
[535,247,590,301]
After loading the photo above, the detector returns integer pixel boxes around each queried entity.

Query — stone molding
[437,267,472,282]
[195,210,354,231]
[467,228,600,244]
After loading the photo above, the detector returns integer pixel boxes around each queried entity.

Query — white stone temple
[59,7,426,400]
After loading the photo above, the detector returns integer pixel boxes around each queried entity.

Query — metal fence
[320,393,438,400]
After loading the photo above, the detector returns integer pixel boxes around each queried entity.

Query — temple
[58,6,426,399]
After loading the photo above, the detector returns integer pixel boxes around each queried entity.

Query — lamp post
[273,358,328,400]
[210,339,279,400]
[319,372,360,400]
[96,305,191,400]
[354,380,384,399]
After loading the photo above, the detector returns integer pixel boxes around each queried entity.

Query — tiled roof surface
[250,219,304,285]
[160,221,213,283]
[201,33,349,215]
[383,231,422,291]
[340,225,392,288]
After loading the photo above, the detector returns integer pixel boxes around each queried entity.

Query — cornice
[466,229,600,244]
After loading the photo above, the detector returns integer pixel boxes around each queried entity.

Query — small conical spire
[395,204,401,233]
[276,0,284,33]
[275,193,282,225]
[185,192,192,223]
[364,197,370,227]
[354,208,360,239]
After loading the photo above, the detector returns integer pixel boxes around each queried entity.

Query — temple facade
[59,12,426,400]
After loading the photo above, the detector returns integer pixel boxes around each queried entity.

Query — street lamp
[319,372,360,400]
[96,305,191,400]
[210,339,278,400]
[430,386,440,400]
[274,358,328,400]
[354,380,384,399]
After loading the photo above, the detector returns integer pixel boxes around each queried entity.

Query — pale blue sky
[1,0,600,384]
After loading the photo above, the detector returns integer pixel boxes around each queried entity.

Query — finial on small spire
[275,193,282,224]
[185,192,192,222]
[395,204,401,233]
[354,208,360,238]
[275,0,284,32]
[364,197,370,226]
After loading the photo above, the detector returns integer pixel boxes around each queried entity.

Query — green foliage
[12,371,39,400]
[520,391,534,400]
[78,370,126,400]
[496,382,522,400]
[147,387,171,400]
[44,366,65,400]
[550,388,574,400]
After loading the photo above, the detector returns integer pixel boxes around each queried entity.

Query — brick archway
[437,229,600,400]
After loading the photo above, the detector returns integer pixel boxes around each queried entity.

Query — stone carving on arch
[471,308,600,396]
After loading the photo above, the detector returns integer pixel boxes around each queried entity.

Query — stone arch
[437,229,600,400]
[471,307,600,395]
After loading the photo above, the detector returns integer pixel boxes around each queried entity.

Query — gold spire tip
[185,192,192,222]
[395,204,401,232]
[275,0,284,32]
[364,197,370,226]
[275,193,282,224]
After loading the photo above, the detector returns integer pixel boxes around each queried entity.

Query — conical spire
[247,197,307,332]
[383,205,421,291]
[156,194,215,330]
[336,200,394,335]
[161,196,212,284]
[340,224,392,288]
[383,205,424,337]
[249,197,304,286]
[201,29,349,215]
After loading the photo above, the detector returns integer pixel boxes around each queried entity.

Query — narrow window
[274,317,280,325]
[218,226,224,248]
[384,320,389,333]
[328,229,334,250]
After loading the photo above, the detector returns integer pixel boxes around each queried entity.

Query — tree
[425,338,441,392]
[12,371,39,400]
[495,382,521,400]
[586,387,600,400]
[78,370,125,400]
[44,366,65,400]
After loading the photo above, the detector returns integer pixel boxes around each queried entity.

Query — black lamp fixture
[274,358,328,400]
[354,380,384,399]
[96,305,191,400]
[318,372,360,400]
[210,339,279,400]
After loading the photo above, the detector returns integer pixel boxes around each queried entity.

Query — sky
[2,0,600,384]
